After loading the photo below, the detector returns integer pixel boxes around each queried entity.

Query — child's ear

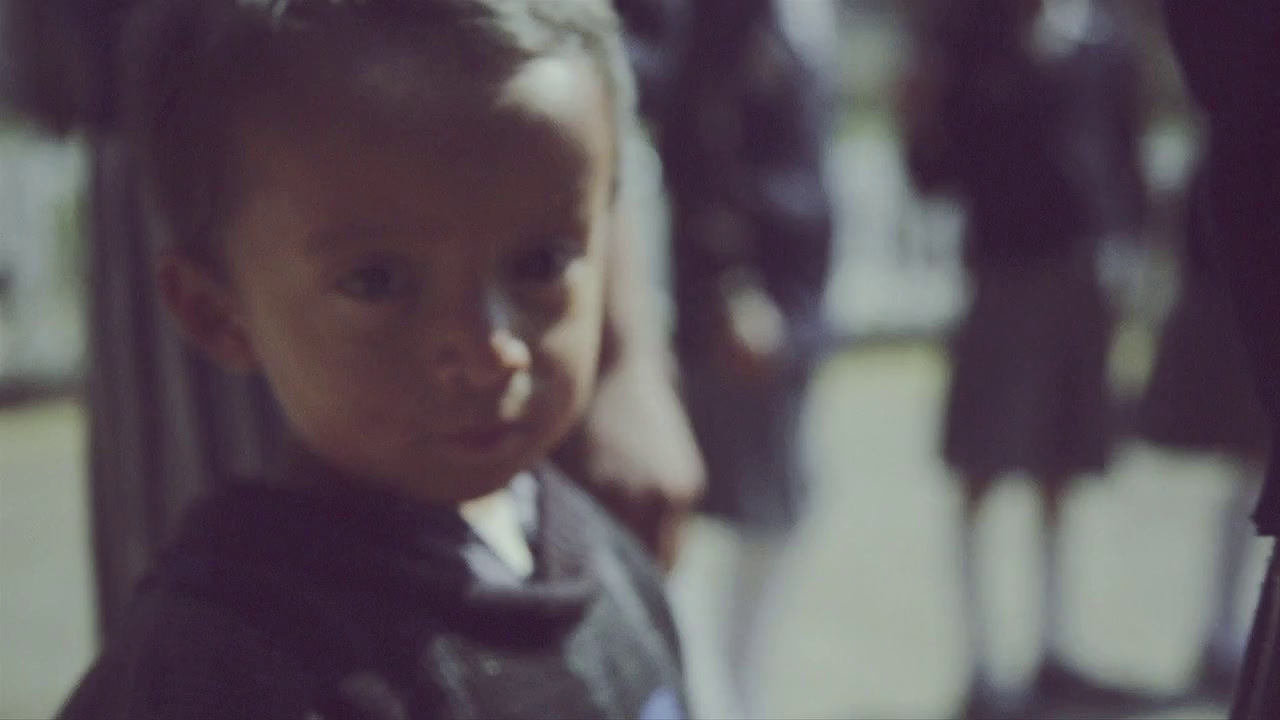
[155,252,259,373]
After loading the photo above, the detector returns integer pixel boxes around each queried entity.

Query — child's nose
[430,295,531,388]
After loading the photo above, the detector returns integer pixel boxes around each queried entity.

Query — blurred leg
[1230,543,1280,720]
[1039,477,1068,662]
[1205,462,1264,673]
[724,530,790,720]
[959,474,996,692]
[1030,477,1173,714]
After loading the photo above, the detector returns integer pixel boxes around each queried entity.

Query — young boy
[56,1,687,718]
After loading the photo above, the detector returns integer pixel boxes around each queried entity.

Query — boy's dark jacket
[57,465,687,720]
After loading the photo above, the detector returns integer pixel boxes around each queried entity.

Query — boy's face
[165,54,615,503]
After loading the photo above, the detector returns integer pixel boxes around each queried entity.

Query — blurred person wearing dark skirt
[1135,165,1272,702]
[1164,2,1280,718]
[901,1,1148,716]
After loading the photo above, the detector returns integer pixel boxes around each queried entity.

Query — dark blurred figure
[623,0,835,714]
[664,0,833,538]
[1164,3,1280,718]
[0,0,127,133]
[900,1,1149,717]
[1134,163,1272,702]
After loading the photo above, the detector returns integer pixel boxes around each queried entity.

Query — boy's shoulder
[56,482,421,720]
[536,463,683,656]
[536,461,661,581]
[58,584,325,720]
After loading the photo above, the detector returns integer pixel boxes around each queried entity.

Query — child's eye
[336,264,412,301]
[510,242,577,285]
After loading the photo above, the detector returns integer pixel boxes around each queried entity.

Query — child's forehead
[245,39,611,146]
[225,50,615,245]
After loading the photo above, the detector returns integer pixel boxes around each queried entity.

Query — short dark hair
[119,0,635,264]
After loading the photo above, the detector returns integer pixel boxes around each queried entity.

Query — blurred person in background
[1133,162,1272,703]
[626,0,835,715]
[900,0,1149,716]
[0,0,705,643]
[1164,2,1280,717]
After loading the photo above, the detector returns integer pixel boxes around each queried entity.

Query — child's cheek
[541,279,605,415]
[265,311,414,414]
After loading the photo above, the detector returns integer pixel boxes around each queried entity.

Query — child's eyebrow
[302,222,403,255]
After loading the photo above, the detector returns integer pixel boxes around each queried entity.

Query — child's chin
[415,448,541,497]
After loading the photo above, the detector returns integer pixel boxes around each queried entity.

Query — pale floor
[0,345,1269,719]
[0,400,95,720]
